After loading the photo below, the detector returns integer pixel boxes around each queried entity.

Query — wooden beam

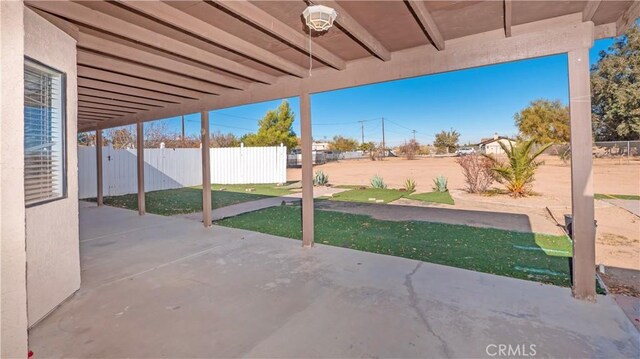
[214,0,346,70]
[504,0,512,37]
[136,122,145,216]
[406,0,445,50]
[77,50,226,95]
[201,111,212,227]
[96,129,104,206]
[96,20,596,129]
[25,0,276,84]
[79,96,155,111]
[314,0,391,61]
[118,1,307,77]
[78,78,184,104]
[78,101,145,113]
[77,112,115,120]
[300,92,314,247]
[568,47,595,301]
[78,106,132,116]
[78,88,168,107]
[77,32,247,90]
[616,0,640,36]
[78,66,207,100]
[582,0,601,22]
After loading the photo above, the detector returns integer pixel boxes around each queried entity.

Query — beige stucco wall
[24,7,80,327]
[484,139,517,155]
[1,1,29,357]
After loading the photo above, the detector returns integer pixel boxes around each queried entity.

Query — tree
[359,141,375,152]
[515,99,570,143]
[105,126,135,149]
[483,139,551,197]
[591,23,640,141]
[144,120,172,148]
[242,100,298,149]
[77,132,96,146]
[398,139,420,159]
[433,129,460,154]
[328,135,359,151]
[211,131,240,148]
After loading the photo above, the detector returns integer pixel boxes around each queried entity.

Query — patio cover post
[96,129,103,206]
[201,111,212,227]
[136,121,145,215]
[300,92,314,247]
[568,47,596,301]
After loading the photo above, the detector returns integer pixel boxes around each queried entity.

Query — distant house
[312,141,330,151]
[477,135,517,156]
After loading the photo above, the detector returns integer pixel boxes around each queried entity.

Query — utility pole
[358,120,365,144]
[381,117,386,158]
[412,129,417,141]
[181,114,185,146]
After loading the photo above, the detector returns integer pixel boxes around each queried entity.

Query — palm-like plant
[484,139,551,197]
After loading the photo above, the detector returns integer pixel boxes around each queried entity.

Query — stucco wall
[24,7,80,327]
[1,1,29,357]
[484,139,517,155]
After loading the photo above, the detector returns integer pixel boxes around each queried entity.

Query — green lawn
[217,206,574,287]
[212,182,297,197]
[595,193,640,200]
[95,187,271,216]
[330,187,455,205]
[405,191,455,205]
[330,188,406,203]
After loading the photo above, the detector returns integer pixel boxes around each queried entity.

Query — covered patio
[3,1,640,357]
[30,203,639,357]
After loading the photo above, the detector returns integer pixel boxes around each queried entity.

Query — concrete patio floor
[29,203,639,358]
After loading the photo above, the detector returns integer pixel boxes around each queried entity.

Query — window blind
[24,59,66,205]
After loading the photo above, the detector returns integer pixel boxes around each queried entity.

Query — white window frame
[24,57,67,207]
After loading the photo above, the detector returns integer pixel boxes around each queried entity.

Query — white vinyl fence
[78,144,287,199]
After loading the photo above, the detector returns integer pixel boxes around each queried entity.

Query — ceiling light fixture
[302,5,337,32]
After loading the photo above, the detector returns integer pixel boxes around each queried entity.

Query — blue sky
[168,37,615,146]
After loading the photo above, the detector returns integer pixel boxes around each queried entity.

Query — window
[24,59,66,206]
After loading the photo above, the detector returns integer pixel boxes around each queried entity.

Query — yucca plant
[370,175,387,189]
[432,176,448,192]
[484,139,552,197]
[313,170,329,186]
[403,178,416,193]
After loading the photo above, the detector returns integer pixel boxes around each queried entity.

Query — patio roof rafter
[212,0,347,70]
[77,50,227,95]
[78,105,135,115]
[406,0,445,50]
[313,0,391,61]
[78,98,152,112]
[582,0,601,22]
[116,0,308,78]
[78,88,169,108]
[78,74,199,104]
[504,0,512,37]
[25,0,276,85]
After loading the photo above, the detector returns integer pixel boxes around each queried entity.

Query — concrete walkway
[317,200,563,235]
[30,204,639,358]
[603,199,640,217]
[179,186,346,222]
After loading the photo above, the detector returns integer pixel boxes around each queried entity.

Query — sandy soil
[288,155,640,270]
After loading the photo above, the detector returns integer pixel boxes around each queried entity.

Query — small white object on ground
[368,198,376,201]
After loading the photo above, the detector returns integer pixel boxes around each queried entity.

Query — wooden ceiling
[24,1,639,132]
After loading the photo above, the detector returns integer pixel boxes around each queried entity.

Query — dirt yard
[288,155,640,270]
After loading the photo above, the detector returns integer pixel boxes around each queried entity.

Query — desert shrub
[432,176,448,192]
[484,139,551,197]
[313,170,329,186]
[403,178,416,192]
[370,175,387,189]
[457,154,494,193]
[398,139,420,160]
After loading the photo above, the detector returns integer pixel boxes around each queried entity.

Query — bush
[398,139,420,160]
[370,175,387,189]
[314,170,329,186]
[484,139,551,197]
[457,154,494,193]
[432,176,448,192]
[403,178,416,192]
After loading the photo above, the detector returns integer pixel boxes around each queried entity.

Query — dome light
[302,5,337,32]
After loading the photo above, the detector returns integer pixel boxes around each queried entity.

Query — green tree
[433,129,460,153]
[591,23,640,141]
[328,135,359,151]
[484,139,551,197]
[515,99,570,143]
[242,100,298,149]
